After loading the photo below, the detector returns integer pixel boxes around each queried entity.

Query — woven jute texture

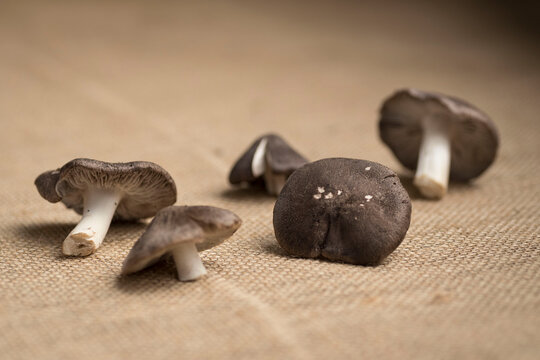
[1,1,539,359]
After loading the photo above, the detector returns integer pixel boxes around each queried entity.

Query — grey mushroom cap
[35,170,62,202]
[34,158,177,220]
[273,158,411,266]
[379,88,499,181]
[228,133,308,184]
[121,205,242,275]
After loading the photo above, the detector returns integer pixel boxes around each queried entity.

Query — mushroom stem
[172,242,207,281]
[264,168,287,196]
[414,116,451,199]
[63,189,122,256]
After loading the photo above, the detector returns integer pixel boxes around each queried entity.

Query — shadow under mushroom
[16,222,75,247]
[116,259,178,294]
[219,183,277,201]
[115,255,219,293]
[398,173,478,200]
[396,174,422,200]
[261,240,290,258]
[262,239,393,267]
[14,220,147,257]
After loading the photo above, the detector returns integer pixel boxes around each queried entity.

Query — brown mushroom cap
[273,158,411,265]
[34,158,177,220]
[379,88,499,181]
[121,205,242,274]
[228,133,308,184]
[35,170,61,202]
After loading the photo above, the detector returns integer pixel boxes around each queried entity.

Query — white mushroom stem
[172,242,207,281]
[264,166,287,196]
[413,116,452,199]
[63,188,122,256]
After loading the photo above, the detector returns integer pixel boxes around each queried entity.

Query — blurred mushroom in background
[229,133,308,196]
[379,88,499,199]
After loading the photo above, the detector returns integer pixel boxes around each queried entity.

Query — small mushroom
[121,205,242,281]
[34,158,177,256]
[229,133,308,195]
[379,88,499,199]
[273,158,411,265]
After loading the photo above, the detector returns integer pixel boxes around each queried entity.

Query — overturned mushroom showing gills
[121,206,242,281]
[229,133,308,195]
[273,158,411,265]
[34,159,177,256]
[379,88,499,199]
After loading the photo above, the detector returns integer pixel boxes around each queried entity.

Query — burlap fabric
[1,1,539,359]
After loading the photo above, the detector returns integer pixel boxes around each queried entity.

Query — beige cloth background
[1,1,539,359]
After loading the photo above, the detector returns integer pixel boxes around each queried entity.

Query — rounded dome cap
[273,158,411,265]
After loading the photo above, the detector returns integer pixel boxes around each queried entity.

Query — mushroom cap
[34,158,177,220]
[228,133,308,184]
[273,158,411,265]
[379,88,499,181]
[35,169,62,202]
[121,205,242,275]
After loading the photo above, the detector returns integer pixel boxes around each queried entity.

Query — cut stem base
[63,189,121,256]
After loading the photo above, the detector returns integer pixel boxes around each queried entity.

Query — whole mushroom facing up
[35,158,177,256]
[229,133,308,195]
[273,158,411,266]
[379,88,499,199]
[122,205,242,281]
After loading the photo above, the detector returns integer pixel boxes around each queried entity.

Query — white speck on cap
[313,194,322,199]
[324,193,333,199]
[365,195,373,200]
[317,187,325,193]
[365,167,371,171]
[337,190,342,195]
[360,204,365,207]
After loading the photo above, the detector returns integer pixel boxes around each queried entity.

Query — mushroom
[229,133,308,195]
[379,88,499,199]
[273,158,411,265]
[121,205,242,281]
[34,158,177,256]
